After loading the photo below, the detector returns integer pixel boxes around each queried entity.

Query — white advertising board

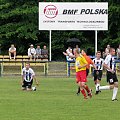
[39,2,108,30]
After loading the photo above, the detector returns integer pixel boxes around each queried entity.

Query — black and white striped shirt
[21,68,35,82]
[93,58,104,70]
[104,54,116,71]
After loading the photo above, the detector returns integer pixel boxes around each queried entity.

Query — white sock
[112,87,118,100]
[96,83,100,91]
[99,86,110,90]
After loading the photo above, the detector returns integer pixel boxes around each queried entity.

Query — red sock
[84,85,90,94]
[81,89,87,97]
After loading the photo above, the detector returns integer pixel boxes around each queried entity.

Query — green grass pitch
[0,76,120,120]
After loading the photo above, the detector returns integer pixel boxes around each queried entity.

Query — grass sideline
[0,76,120,120]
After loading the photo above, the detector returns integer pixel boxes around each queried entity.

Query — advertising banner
[39,2,108,30]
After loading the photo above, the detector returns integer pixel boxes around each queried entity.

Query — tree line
[0,0,120,60]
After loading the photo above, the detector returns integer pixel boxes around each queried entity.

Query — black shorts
[107,71,118,85]
[11,53,14,57]
[94,70,102,81]
[22,79,33,89]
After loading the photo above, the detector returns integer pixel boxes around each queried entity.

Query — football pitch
[0,76,120,120]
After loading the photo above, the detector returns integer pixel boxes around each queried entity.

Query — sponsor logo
[62,9,108,15]
[44,5,58,18]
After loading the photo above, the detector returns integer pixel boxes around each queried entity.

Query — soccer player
[71,49,92,99]
[93,51,104,94]
[98,48,119,101]
[21,62,39,91]
[76,49,96,95]
[81,50,97,76]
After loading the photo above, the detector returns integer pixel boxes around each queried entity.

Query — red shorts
[76,70,87,83]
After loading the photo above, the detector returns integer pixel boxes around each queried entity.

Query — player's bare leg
[84,83,92,98]
[22,87,26,91]
[98,83,118,101]
[79,82,88,99]
[76,86,80,95]
[112,82,118,101]
[95,79,101,95]
[26,88,32,91]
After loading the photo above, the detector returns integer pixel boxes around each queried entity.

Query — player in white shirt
[93,51,104,94]
[98,48,119,101]
[21,63,39,91]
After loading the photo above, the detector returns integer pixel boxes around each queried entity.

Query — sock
[81,89,87,98]
[99,86,110,90]
[95,84,97,90]
[77,86,80,93]
[84,85,90,94]
[96,83,100,91]
[112,87,118,100]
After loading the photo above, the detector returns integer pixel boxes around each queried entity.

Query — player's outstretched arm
[33,76,39,86]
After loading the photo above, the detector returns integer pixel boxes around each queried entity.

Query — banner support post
[95,30,97,55]
[49,30,52,61]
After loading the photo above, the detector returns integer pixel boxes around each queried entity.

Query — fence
[0,55,48,76]
[0,60,120,77]
[67,60,120,77]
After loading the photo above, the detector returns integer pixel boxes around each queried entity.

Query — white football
[32,86,36,91]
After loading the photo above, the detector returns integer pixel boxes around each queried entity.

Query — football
[32,86,36,91]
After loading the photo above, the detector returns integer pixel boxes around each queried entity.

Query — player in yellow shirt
[71,48,92,99]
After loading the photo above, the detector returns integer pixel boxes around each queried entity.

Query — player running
[97,48,119,101]
[76,49,96,95]
[21,62,39,91]
[93,51,104,94]
[71,49,92,99]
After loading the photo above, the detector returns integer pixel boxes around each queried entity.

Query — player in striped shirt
[93,51,104,94]
[98,48,119,101]
[21,62,39,91]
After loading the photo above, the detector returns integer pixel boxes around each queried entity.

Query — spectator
[66,47,72,54]
[74,45,80,53]
[63,47,75,61]
[116,44,120,60]
[105,44,110,57]
[63,48,75,61]
[42,45,48,58]
[28,44,36,59]
[102,51,106,59]
[9,44,16,59]
[36,45,42,59]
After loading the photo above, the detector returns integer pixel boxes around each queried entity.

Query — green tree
[0,0,38,54]
[0,0,120,60]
